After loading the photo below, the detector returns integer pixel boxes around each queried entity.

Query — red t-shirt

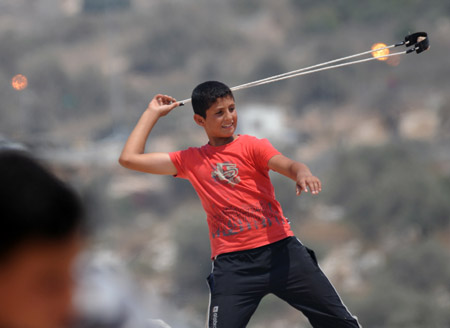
[169,134,294,258]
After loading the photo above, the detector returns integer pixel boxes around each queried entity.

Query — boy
[119,81,360,327]
[0,150,85,328]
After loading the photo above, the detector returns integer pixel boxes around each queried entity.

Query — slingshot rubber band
[178,32,429,106]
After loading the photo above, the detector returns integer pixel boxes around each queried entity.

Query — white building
[237,103,294,144]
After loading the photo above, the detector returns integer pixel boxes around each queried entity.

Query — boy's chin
[221,131,235,138]
[222,126,236,136]
[208,127,236,139]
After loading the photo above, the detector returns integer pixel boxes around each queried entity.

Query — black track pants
[206,237,361,328]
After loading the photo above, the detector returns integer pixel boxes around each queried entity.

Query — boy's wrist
[296,170,313,180]
[144,107,162,119]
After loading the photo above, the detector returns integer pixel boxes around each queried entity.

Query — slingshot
[178,32,429,106]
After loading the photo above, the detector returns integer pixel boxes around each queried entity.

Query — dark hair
[191,81,234,118]
[0,150,85,261]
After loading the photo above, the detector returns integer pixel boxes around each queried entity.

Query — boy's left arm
[268,154,322,196]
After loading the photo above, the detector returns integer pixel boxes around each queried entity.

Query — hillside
[1,1,450,327]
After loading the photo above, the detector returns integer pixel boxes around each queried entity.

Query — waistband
[214,236,295,260]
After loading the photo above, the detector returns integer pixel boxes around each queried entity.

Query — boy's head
[191,81,234,119]
[191,81,238,141]
[0,150,85,328]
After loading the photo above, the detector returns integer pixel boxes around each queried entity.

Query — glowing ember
[11,74,28,91]
[371,43,389,61]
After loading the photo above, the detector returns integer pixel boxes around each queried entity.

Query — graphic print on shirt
[211,162,241,186]
[208,201,291,239]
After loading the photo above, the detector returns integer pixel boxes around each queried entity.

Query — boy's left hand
[267,154,322,196]
[296,174,322,196]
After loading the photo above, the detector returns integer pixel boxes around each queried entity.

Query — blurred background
[1,0,450,327]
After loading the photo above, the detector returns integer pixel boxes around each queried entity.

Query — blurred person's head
[0,150,85,328]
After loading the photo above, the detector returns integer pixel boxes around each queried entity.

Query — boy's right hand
[146,94,179,117]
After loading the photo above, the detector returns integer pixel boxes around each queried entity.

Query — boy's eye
[216,111,223,115]
[229,107,235,112]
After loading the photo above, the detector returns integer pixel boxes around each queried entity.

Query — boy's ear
[194,114,206,127]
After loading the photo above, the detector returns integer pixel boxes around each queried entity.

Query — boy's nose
[224,110,233,121]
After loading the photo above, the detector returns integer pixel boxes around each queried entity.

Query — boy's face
[195,96,238,140]
[0,234,82,328]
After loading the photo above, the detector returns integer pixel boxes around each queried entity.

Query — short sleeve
[169,150,189,179]
[250,137,281,171]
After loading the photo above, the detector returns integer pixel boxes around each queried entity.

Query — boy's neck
[208,134,238,147]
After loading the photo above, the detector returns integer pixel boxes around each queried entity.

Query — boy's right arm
[118,94,180,175]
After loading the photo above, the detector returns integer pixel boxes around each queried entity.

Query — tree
[325,143,450,241]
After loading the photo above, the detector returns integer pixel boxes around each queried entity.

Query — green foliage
[83,0,131,13]
[69,69,110,116]
[128,8,243,75]
[353,241,450,327]
[325,144,450,240]
[387,240,450,291]
[293,72,348,108]
[0,31,24,75]
[291,0,449,23]
[15,59,110,135]
[302,5,340,33]
[230,0,262,16]
[172,210,211,310]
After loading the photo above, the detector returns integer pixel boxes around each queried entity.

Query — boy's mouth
[222,123,234,129]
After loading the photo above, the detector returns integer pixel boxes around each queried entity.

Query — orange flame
[371,43,389,61]
[11,74,28,91]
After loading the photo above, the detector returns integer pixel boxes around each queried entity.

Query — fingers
[148,94,179,116]
[313,182,319,193]
[167,100,180,110]
[296,176,322,196]
[300,180,308,193]
[155,94,177,106]
[296,180,307,196]
[307,179,320,195]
